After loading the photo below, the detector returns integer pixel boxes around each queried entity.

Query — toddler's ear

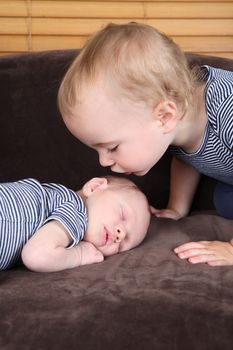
[153,100,179,133]
[82,177,108,197]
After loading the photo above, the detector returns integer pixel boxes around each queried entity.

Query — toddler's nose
[99,153,114,167]
[115,227,126,243]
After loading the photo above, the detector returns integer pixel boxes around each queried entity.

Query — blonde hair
[58,22,198,118]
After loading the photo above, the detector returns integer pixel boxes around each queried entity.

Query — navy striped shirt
[169,65,233,184]
[0,178,87,270]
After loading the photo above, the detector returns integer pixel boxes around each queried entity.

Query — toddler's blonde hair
[58,22,198,118]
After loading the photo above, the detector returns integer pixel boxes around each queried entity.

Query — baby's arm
[152,157,200,219]
[174,239,233,266]
[21,221,103,272]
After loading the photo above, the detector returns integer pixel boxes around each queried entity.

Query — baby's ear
[82,177,108,197]
[153,100,179,133]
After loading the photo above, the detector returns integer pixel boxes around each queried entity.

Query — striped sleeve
[43,197,87,248]
[219,94,233,150]
[168,66,233,185]
[204,65,233,150]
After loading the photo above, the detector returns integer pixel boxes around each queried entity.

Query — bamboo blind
[0,0,233,58]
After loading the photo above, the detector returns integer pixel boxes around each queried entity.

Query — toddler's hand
[150,206,182,220]
[77,241,104,266]
[174,240,233,266]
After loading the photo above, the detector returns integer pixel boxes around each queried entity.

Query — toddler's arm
[152,157,200,219]
[174,239,233,266]
[21,221,103,272]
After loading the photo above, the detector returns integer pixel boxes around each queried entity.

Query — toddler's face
[64,81,171,176]
[83,187,150,256]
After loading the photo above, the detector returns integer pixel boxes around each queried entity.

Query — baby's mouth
[105,232,109,245]
[102,227,109,246]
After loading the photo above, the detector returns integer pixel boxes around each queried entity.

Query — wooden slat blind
[0,0,232,58]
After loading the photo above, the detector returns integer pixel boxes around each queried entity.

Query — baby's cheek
[118,242,129,253]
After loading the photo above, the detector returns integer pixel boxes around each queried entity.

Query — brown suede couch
[0,49,233,350]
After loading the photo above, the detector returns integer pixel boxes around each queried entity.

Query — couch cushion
[1,213,232,350]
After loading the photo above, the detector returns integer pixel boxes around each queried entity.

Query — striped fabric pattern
[169,65,233,184]
[0,178,87,270]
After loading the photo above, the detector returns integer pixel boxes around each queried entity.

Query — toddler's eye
[108,145,118,153]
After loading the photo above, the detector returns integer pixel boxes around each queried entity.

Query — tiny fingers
[175,248,213,262]
[174,240,233,266]
[174,241,207,254]
[174,241,216,264]
[187,253,216,264]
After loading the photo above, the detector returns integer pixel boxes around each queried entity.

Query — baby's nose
[115,227,126,243]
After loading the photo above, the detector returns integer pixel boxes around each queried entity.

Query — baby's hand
[174,240,233,266]
[150,206,182,220]
[77,242,104,266]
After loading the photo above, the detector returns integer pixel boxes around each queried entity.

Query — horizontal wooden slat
[173,36,233,52]
[1,1,232,18]
[0,1,27,16]
[145,2,233,18]
[32,1,143,18]
[0,18,142,35]
[200,52,233,59]
[16,0,233,2]
[1,18,232,36]
[0,1,143,18]
[147,19,233,36]
[28,0,233,2]
[0,35,28,51]
[30,0,233,2]
[32,36,87,50]
[0,53,27,56]
[0,35,87,51]
[0,18,27,35]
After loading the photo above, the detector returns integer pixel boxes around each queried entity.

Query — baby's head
[79,176,151,256]
[58,22,198,176]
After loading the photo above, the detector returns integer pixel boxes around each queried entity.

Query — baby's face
[83,187,150,256]
[64,80,171,176]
